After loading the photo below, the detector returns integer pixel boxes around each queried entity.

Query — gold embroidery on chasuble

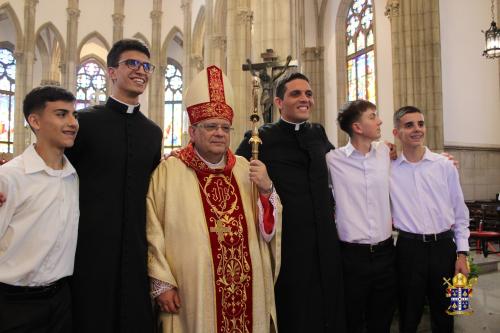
[173,144,253,333]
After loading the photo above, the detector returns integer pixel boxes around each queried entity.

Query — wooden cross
[210,219,230,242]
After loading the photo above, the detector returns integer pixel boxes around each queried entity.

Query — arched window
[0,48,15,153]
[76,60,107,109]
[346,0,376,103]
[164,61,183,153]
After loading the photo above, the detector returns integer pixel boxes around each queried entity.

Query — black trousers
[0,279,72,333]
[396,237,456,333]
[340,239,397,333]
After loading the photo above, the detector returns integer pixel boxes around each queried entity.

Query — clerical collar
[194,148,226,169]
[279,117,307,131]
[108,96,140,114]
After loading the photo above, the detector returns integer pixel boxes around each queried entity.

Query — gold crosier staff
[248,73,263,221]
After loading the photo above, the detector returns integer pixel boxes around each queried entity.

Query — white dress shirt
[0,144,79,286]
[326,141,392,244]
[390,147,470,251]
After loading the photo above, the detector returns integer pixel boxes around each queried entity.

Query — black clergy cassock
[66,98,162,333]
[236,119,346,333]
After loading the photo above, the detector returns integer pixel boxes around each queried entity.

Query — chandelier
[483,0,500,58]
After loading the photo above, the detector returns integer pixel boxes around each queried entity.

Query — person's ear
[28,113,41,132]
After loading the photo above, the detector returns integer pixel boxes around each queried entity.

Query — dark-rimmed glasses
[117,59,156,73]
[194,123,234,133]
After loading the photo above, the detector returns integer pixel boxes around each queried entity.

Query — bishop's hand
[156,288,181,313]
[249,160,273,197]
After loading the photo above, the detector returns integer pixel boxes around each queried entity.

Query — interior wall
[440,0,500,148]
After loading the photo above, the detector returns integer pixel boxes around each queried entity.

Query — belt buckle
[422,234,437,242]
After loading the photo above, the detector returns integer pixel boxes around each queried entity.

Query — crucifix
[242,49,297,123]
[210,219,230,242]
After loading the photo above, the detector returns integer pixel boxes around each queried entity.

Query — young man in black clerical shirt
[65,39,163,333]
[236,72,346,333]
[0,86,79,332]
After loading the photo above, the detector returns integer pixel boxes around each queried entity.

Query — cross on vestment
[210,219,230,242]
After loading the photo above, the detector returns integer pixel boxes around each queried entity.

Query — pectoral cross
[210,219,230,242]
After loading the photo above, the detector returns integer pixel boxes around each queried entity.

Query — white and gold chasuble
[146,144,281,333]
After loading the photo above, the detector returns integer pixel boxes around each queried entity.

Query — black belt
[0,277,68,299]
[397,229,453,242]
[340,237,394,253]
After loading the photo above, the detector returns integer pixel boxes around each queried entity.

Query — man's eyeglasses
[117,59,156,73]
[194,123,234,133]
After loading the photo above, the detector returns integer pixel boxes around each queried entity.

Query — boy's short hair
[23,85,76,122]
[275,71,310,100]
[393,106,423,128]
[337,99,376,137]
[107,39,151,68]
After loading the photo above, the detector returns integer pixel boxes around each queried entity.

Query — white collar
[110,96,140,114]
[280,117,306,131]
[22,144,76,177]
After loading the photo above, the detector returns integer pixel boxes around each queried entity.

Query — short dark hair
[337,99,377,137]
[275,71,310,100]
[23,85,75,122]
[393,106,423,128]
[107,39,150,68]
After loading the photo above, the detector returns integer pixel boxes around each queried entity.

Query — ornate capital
[150,10,162,20]
[210,34,227,50]
[385,0,400,18]
[190,54,204,71]
[181,0,192,10]
[26,0,39,8]
[112,13,125,24]
[40,79,61,86]
[302,47,324,60]
[237,8,253,24]
[66,7,81,19]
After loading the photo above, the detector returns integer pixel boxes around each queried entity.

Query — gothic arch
[192,5,205,64]
[35,22,65,85]
[161,26,183,69]
[213,0,227,35]
[133,32,151,50]
[0,3,24,51]
[77,31,111,62]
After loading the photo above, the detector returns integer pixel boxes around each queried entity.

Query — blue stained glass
[76,60,107,107]
[0,48,15,153]
[164,63,183,153]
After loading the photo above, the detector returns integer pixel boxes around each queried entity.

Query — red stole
[173,144,253,332]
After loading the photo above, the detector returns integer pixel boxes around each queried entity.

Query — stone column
[112,0,125,43]
[181,0,193,92]
[386,0,444,150]
[226,1,252,150]
[252,0,291,61]
[148,1,163,127]
[13,0,38,155]
[302,47,325,125]
[64,0,80,94]
[204,0,214,65]
[210,34,226,69]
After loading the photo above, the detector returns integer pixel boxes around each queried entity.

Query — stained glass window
[76,60,107,110]
[346,0,376,103]
[164,62,183,154]
[0,48,15,153]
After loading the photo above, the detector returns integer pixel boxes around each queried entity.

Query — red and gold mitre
[185,65,234,125]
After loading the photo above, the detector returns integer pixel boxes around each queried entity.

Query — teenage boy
[0,86,79,332]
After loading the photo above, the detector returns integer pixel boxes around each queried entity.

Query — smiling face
[274,79,314,123]
[28,100,79,150]
[189,118,231,164]
[108,50,150,104]
[393,112,426,149]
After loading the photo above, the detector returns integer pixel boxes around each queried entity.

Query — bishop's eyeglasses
[117,59,156,73]
[194,123,234,133]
